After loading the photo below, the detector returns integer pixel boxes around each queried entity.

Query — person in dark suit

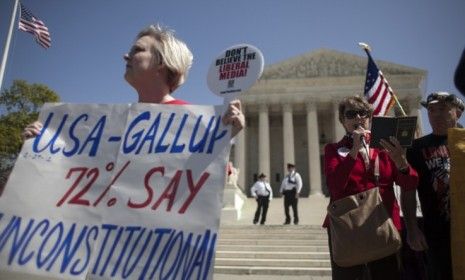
[280,163,302,225]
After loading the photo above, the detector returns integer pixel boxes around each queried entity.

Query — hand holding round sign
[207,44,264,101]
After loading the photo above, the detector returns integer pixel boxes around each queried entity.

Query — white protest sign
[207,44,264,100]
[0,103,231,280]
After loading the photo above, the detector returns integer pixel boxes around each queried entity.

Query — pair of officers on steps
[250,163,302,225]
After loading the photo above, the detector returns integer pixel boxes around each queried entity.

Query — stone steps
[218,238,327,246]
[216,258,330,267]
[214,266,332,276]
[219,233,328,240]
[216,251,330,259]
[214,225,332,276]
[216,244,329,252]
[219,224,324,231]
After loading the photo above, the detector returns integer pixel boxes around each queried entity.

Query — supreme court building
[230,49,427,197]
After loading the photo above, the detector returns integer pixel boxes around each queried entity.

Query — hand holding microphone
[352,124,368,149]
[348,125,367,159]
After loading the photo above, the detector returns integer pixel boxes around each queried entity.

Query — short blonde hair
[338,95,373,123]
[137,24,193,92]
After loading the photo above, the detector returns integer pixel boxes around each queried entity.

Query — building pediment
[260,49,426,80]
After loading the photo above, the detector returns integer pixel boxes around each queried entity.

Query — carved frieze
[260,49,425,80]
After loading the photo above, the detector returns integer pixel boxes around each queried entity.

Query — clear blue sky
[1,0,464,134]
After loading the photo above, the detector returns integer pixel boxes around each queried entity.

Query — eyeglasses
[344,110,369,119]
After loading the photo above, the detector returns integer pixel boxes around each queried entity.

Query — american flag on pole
[18,3,51,49]
[363,50,395,116]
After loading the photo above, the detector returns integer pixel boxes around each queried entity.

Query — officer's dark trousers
[283,189,298,224]
[253,196,269,224]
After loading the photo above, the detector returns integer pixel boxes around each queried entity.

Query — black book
[370,116,417,148]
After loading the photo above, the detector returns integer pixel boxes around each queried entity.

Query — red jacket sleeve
[392,163,418,192]
[324,144,356,199]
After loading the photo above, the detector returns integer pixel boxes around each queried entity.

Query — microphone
[354,124,368,149]
[355,125,370,166]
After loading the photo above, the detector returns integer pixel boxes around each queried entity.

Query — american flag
[363,52,394,116]
[18,3,51,49]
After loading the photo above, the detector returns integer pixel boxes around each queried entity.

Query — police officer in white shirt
[251,173,273,225]
[280,163,302,225]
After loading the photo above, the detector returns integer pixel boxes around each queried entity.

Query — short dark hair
[338,96,373,123]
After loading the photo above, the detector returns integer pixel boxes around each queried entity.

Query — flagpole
[358,42,407,116]
[381,75,406,116]
[0,0,20,92]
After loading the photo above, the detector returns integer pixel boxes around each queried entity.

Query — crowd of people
[245,43,465,279]
[248,91,463,279]
[322,92,463,279]
[248,90,462,278]
[12,21,465,280]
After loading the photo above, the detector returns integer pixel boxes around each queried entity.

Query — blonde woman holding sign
[22,24,244,140]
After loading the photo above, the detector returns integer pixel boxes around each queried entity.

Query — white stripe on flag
[372,78,387,110]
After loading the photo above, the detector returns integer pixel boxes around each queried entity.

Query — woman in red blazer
[323,96,426,280]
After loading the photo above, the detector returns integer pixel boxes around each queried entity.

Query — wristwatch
[398,166,409,174]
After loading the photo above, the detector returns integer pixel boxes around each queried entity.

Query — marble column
[282,103,295,174]
[306,103,322,195]
[333,101,345,141]
[258,104,270,178]
[416,109,424,138]
[234,126,246,191]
